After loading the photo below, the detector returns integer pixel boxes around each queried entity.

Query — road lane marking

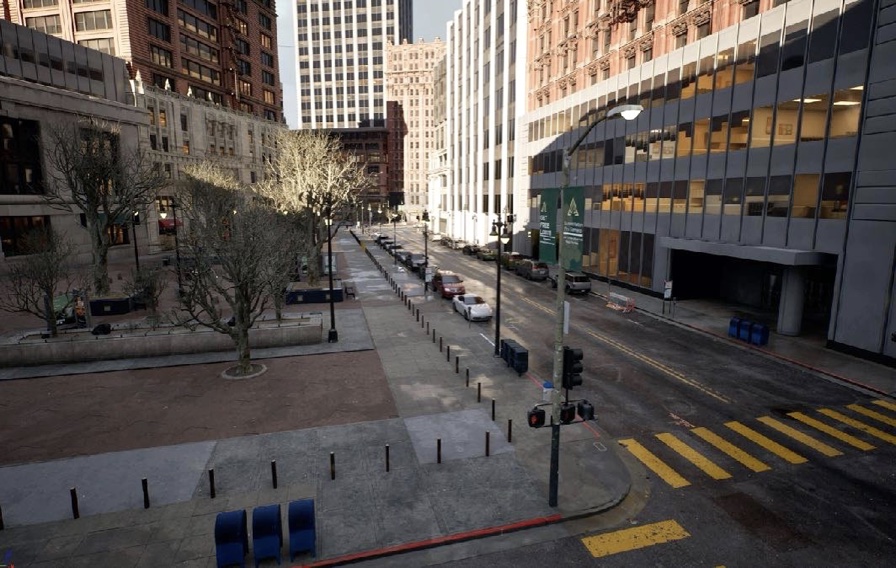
[817,408,896,445]
[788,412,875,451]
[725,421,807,464]
[757,416,844,457]
[656,432,731,480]
[691,427,771,472]
[517,297,731,404]
[581,520,691,558]
[847,404,896,427]
[872,399,896,412]
[619,439,690,488]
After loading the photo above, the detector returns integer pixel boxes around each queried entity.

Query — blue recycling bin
[510,345,528,376]
[501,339,519,366]
[738,319,753,341]
[750,323,769,346]
[728,317,741,338]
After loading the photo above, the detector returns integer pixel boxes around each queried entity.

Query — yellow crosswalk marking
[619,439,690,488]
[582,520,691,558]
[847,404,896,427]
[757,416,843,457]
[691,427,771,472]
[818,408,896,445]
[788,412,875,450]
[656,432,732,479]
[872,399,896,412]
[725,421,807,464]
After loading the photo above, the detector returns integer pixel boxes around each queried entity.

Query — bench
[607,292,635,313]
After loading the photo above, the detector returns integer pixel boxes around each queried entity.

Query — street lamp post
[472,214,478,245]
[547,104,643,507]
[392,212,398,266]
[490,213,514,356]
[367,204,372,234]
[131,211,141,272]
[160,199,183,296]
[325,195,338,343]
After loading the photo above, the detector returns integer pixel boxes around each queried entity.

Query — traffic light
[527,407,546,428]
[562,346,584,390]
[577,400,595,421]
[559,402,576,424]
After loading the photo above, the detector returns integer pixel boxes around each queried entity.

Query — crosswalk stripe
[757,416,843,457]
[619,439,690,488]
[725,421,807,464]
[691,427,771,472]
[847,404,896,427]
[818,409,896,445]
[581,520,691,558]
[656,432,732,480]
[872,399,896,412]
[788,412,875,450]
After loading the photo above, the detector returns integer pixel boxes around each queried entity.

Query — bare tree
[174,162,301,376]
[123,266,169,329]
[255,129,373,285]
[42,117,167,295]
[0,228,85,337]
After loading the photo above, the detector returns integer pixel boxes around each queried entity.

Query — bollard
[486,431,491,457]
[271,460,278,489]
[330,452,336,480]
[439,336,443,352]
[447,345,451,361]
[70,487,80,519]
[466,369,470,388]
[455,356,459,374]
[432,329,436,343]
[492,399,496,421]
[427,321,430,334]
[142,478,150,509]
[0,503,4,531]
[508,419,513,444]
[386,444,391,472]
[209,469,216,499]
[477,382,482,403]
[421,315,425,328]
[437,438,442,464]
[416,308,419,322]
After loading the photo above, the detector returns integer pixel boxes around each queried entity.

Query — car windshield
[442,275,462,283]
[469,296,485,305]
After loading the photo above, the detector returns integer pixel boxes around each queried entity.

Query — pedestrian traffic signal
[562,346,584,390]
[527,407,546,428]
[577,400,595,421]
[559,402,576,424]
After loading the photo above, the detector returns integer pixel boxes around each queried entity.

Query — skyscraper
[278,0,412,129]
[4,0,282,122]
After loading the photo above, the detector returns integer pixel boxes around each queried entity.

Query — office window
[239,79,252,97]
[743,1,759,19]
[237,59,251,75]
[181,0,217,18]
[181,35,219,63]
[178,10,217,41]
[261,34,272,49]
[150,45,173,67]
[78,38,115,55]
[24,0,58,6]
[75,10,113,31]
[820,172,850,218]
[829,88,862,138]
[0,118,43,196]
[159,109,168,127]
[180,114,188,131]
[259,13,272,30]
[263,90,275,104]
[148,19,171,42]
[25,15,62,35]
[262,70,275,85]
[261,52,275,67]
[144,0,168,15]
[0,216,51,256]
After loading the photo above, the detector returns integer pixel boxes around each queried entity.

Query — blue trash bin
[728,317,741,338]
[750,323,769,346]
[738,319,753,341]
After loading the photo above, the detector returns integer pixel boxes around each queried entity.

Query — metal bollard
[447,345,451,361]
[0,503,4,530]
[416,308,419,322]
[70,487,80,519]
[330,452,336,480]
[439,337,443,352]
[421,315,425,328]
[508,419,513,444]
[455,356,459,374]
[432,329,436,343]
[142,478,150,509]
[386,444,391,472]
[491,399,496,421]
[209,469,216,499]
[486,431,491,457]
[477,382,482,403]
[437,438,442,464]
[466,368,470,387]
[271,460,278,489]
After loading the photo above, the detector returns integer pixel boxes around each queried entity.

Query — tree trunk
[90,224,110,295]
[43,293,59,338]
[235,324,252,375]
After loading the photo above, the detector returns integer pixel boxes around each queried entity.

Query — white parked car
[452,294,494,321]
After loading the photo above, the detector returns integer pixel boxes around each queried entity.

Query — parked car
[452,294,493,321]
[385,243,403,254]
[440,236,455,247]
[395,250,412,265]
[432,270,466,298]
[476,247,498,261]
[500,251,525,270]
[516,259,550,281]
[408,253,427,272]
[549,271,593,294]
[462,244,480,256]
[375,234,391,245]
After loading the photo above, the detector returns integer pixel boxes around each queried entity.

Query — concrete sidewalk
[0,230,628,567]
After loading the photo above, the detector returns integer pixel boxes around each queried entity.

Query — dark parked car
[395,250,412,265]
[500,251,525,270]
[516,259,550,281]
[408,253,427,272]
[476,247,498,261]
[462,244,480,256]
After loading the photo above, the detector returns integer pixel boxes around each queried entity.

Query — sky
[412,0,464,43]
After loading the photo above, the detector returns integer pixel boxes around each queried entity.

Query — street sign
[664,280,673,300]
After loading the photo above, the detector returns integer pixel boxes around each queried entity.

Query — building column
[777,266,805,336]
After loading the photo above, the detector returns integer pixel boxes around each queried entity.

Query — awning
[158,218,183,231]
[658,237,830,266]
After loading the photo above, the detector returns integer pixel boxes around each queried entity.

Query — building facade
[524,0,895,362]
[278,0,413,129]
[428,53,450,234]
[444,0,528,249]
[3,0,283,122]
[385,38,446,222]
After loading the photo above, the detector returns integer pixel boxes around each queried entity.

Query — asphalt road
[388,227,896,567]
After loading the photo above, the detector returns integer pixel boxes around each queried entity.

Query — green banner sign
[538,188,557,264]
[561,186,585,271]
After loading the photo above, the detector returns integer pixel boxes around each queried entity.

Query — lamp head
[607,104,644,121]
[489,221,498,238]
[499,229,511,245]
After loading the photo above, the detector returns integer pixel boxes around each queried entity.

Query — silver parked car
[515,259,550,281]
[549,271,592,294]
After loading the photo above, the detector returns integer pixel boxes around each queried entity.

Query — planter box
[89,297,132,316]
[284,282,344,305]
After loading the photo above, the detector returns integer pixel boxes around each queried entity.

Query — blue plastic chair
[252,504,283,567]
[215,509,249,568]
[288,499,317,560]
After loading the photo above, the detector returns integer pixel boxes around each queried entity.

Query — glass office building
[526,0,896,362]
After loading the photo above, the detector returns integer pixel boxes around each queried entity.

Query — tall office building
[386,38,446,222]
[278,0,413,130]
[524,0,895,362]
[444,0,527,248]
[4,0,282,122]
